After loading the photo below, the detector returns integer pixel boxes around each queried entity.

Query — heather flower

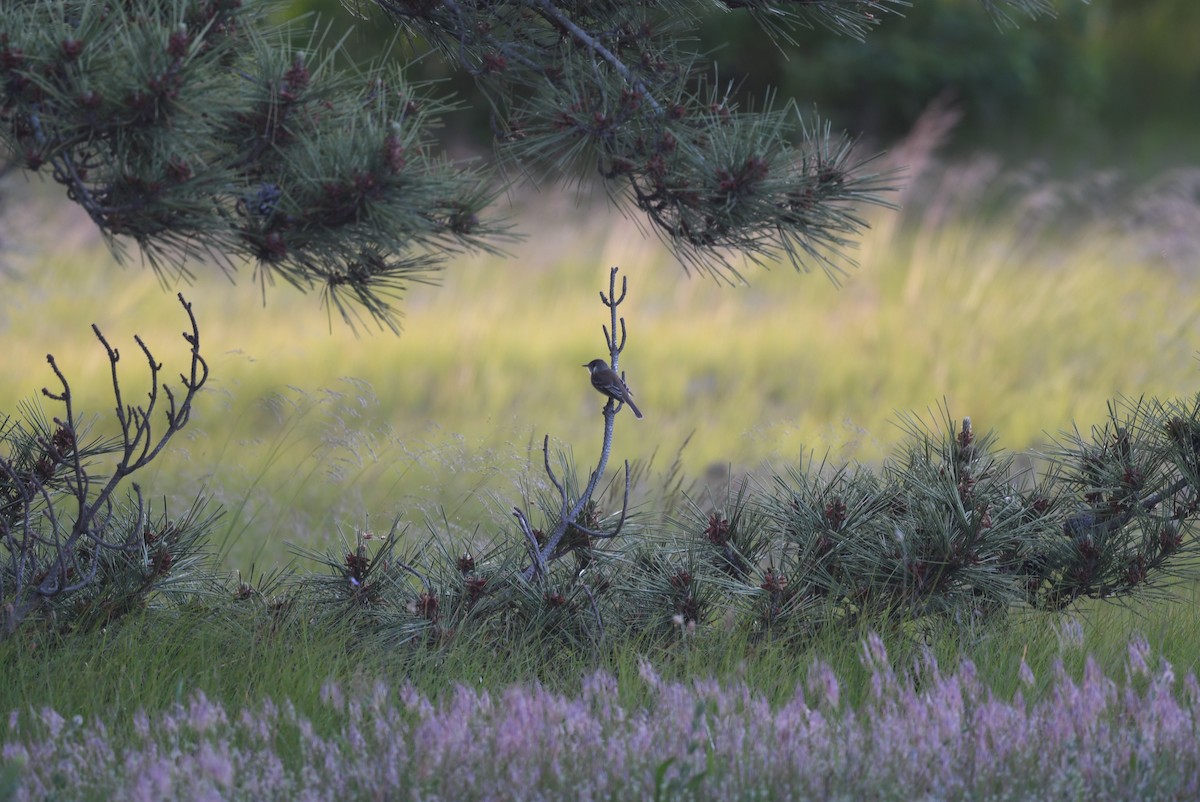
[3,637,1199,800]
[1019,658,1036,687]
[319,680,345,712]
[805,659,840,710]
[1127,634,1152,678]
[1054,615,1086,649]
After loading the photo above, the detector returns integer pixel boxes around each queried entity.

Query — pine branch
[518,267,636,581]
[375,0,905,280]
[1,295,213,637]
[0,0,516,331]
[0,0,1074,322]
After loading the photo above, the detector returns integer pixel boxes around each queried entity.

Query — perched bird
[582,358,644,419]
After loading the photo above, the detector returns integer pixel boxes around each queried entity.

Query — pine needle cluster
[243,392,1200,659]
[1,295,213,636]
[3,0,1066,326]
[0,0,513,331]
[251,270,1200,656]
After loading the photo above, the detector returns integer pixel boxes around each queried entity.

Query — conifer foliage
[2,0,1061,327]
[0,295,214,637]
[11,0,1177,649]
[285,271,1200,652]
[0,0,512,331]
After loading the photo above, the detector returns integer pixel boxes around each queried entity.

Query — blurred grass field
[2,154,1199,569]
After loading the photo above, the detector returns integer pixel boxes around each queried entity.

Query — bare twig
[571,462,631,540]
[580,582,604,647]
[528,0,664,115]
[1,294,208,636]
[521,267,636,580]
[513,506,546,579]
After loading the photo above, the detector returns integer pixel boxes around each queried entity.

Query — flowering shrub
[3,635,1198,801]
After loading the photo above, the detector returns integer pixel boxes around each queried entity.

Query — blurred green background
[2,0,1199,569]
[284,0,1200,170]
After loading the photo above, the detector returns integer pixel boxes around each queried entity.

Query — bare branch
[0,295,208,635]
[529,0,664,115]
[513,506,546,579]
[579,582,604,646]
[522,268,639,580]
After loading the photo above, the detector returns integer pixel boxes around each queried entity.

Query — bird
[582,358,644,419]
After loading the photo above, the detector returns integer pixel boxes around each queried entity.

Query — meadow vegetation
[3,147,1199,569]
[3,0,1199,795]
[4,139,1200,798]
[7,628,1200,800]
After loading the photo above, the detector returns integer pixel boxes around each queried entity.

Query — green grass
[3,168,1198,570]
[3,159,1200,731]
[5,596,1197,799]
[3,585,1197,735]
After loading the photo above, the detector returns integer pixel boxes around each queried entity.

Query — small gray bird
[583,358,644,419]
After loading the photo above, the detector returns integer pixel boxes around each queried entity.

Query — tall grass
[2,585,1196,723]
[2,118,1200,572]
[4,603,1199,801]
[4,142,1200,798]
